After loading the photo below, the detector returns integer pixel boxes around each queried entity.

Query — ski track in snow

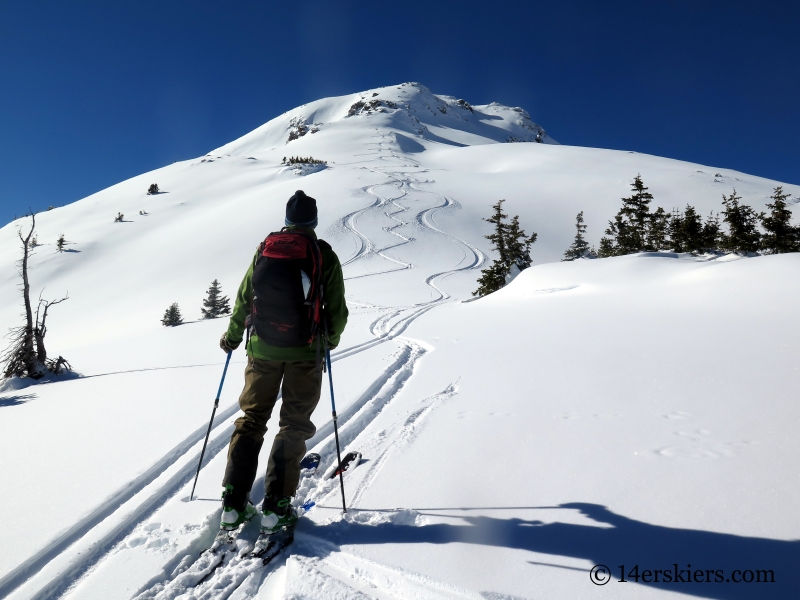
[0,377,247,600]
[348,381,460,508]
[20,129,484,600]
[278,539,483,600]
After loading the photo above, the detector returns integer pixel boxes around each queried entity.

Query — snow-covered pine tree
[597,174,655,256]
[147,183,159,195]
[563,211,594,260]
[760,186,799,254]
[719,190,761,254]
[56,234,66,252]
[115,212,124,223]
[201,279,231,319]
[161,303,184,327]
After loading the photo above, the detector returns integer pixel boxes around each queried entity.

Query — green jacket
[225,227,348,361]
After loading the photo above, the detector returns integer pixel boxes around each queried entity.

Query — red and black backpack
[249,228,327,347]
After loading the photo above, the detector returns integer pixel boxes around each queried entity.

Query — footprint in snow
[662,411,692,420]
[654,430,752,459]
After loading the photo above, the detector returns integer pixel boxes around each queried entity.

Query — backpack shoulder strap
[317,239,332,252]
[254,241,265,267]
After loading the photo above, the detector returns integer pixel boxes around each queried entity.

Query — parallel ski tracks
[132,340,429,600]
[16,128,485,600]
[0,380,247,600]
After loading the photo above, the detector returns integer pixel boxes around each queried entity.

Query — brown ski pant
[222,356,322,507]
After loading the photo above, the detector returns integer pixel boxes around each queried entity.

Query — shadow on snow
[0,393,36,407]
[300,503,797,599]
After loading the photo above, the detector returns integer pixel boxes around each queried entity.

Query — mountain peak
[213,82,555,157]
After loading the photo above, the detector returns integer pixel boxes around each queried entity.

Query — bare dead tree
[34,291,69,364]
[18,213,39,377]
[2,213,70,380]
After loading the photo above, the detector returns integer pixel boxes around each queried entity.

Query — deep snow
[0,82,798,600]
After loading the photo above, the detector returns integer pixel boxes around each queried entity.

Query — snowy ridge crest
[213,82,555,156]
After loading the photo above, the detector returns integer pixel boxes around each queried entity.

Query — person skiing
[218,190,347,534]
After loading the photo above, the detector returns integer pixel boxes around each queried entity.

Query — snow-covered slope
[0,82,798,600]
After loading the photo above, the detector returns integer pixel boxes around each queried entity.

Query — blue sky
[1,1,798,226]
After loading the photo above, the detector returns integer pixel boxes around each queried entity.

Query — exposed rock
[347,98,399,117]
[286,116,320,144]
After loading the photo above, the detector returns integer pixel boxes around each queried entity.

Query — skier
[218,190,348,535]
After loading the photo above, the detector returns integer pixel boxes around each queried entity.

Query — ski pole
[323,334,347,513]
[190,351,232,501]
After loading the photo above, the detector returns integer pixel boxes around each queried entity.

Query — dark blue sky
[2,1,798,226]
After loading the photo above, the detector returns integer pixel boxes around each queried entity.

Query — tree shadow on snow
[0,393,36,407]
[299,503,798,599]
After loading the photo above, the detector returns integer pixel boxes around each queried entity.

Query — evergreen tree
[596,235,617,258]
[563,211,594,260]
[147,183,160,195]
[505,215,537,270]
[647,206,671,251]
[474,200,509,296]
[702,212,721,252]
[597,174,655,256]
[484,199,510,264]
[473,200,537,296]
[760,186,799,254]
[161,303,184,327]
[719,190,761,253]
[56,234,66,252]
[115,212,124,223]
[201,279,231,319]
[473,262,509,298]
[670,205,704,253]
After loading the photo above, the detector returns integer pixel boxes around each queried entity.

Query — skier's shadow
[299,503,798,599]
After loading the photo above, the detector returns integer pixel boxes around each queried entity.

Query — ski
[259,528,295,565]
[247,527,295,563]
[329,451,362,479]
[248,532,277,559]
[205,521,246,555]
[247,499,315,559]
[194,523,247,584]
